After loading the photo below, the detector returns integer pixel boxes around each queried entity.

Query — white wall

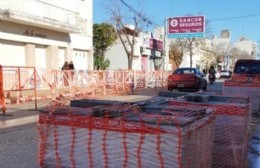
[105,39,128,70]
[0,41,26,66]
[179,54,201,68]
[233,40,256,58]
[0,0,93,70]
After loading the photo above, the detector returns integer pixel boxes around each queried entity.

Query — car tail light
[168,75,175,81]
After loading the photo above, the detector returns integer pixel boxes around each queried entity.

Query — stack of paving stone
[70,98,125,108]
[38,102,215,168]
[160,93,250,168]
[223,82,260,113]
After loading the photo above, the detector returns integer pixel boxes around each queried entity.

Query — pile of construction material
[38,98,215,168]
[223,80,260,113]
[158,91,250,168]
[38,92,250,168]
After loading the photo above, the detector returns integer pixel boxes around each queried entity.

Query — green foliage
[93,23,117,70]
[93,23,117,57]
[94,55,110,70]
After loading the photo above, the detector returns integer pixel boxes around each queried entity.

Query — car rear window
[234,61,260,74]
[174,69,196,74]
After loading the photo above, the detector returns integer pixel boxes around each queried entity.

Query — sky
[93,0,260,43]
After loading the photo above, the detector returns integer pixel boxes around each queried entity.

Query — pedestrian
[203,69,207,75]
[208,65,216,75]
[68,61,75,81]
[62,61,69,70]
[61,61,69,86]
[68,61,74,70]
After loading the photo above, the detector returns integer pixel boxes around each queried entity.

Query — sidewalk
[0,90,158,130]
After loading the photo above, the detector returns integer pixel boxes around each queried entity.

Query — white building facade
[233,37,257,59]
[0,0,93,70]
[105,28,165,71]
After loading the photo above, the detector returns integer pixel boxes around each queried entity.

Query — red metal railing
[0,65,6,115]
[0,67,170,114]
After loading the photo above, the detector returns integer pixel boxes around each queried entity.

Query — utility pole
[163,18,168,71]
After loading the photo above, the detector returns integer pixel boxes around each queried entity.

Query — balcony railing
[0,0,86,33]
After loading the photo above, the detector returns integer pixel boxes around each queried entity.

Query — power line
[210,13,260,21]
[119,0,160,27]
[119,0,260,28]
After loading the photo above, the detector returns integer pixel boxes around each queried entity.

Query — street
[0,80,259,168]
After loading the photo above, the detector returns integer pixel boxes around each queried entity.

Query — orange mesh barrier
[38,103,215,168]
[0,65,6,115]
[168,95,250,168]
[224,80,260,112]
[1,66,38,113]
[38,69,170,100]
[0,68,170,112]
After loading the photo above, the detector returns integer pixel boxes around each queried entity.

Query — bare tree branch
[108,0,145,69]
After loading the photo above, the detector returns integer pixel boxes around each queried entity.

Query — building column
[46,45,59,70]
[88,50,94,70]
[65,47,73,62]
[25,44,36,67]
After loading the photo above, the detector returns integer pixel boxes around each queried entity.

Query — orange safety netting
[167,94,250,168]
[0,67,171,113]
[38,103,215,168]
[224,80,260,113]
[1,66,37,113]
[0,65,6,115]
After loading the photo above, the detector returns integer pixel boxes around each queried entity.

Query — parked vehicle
[215,71,221,79]
[232,59,260,82]
[220,70,232,78]
[167,67,207,91]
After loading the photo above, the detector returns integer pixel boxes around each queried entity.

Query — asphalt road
[0,79,259,168]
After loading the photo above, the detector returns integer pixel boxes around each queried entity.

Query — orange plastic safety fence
[0,65,6,115]
[38,103,215,168]
[224,80,260,112]
[1,66,38,113]
[38,69,170,100]
[168,95,250,168]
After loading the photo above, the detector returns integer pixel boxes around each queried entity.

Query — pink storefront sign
[167,16,205,38]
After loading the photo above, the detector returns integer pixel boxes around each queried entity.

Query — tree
[187,38,205,68]
[93,23,117,70]
[94,56,110,70]
[200,47,216,68]
[109,0,145,70]
[169,39,185,68]
[169,38,204,68]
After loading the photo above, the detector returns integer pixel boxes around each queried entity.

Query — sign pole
[163,18,169,70]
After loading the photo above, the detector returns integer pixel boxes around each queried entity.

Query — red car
[232,59,260,83]
[167,68,207,91]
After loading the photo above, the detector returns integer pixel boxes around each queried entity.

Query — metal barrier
[0,68,170,114]
[0,65,6,115]
[1,66,37,115]
[38,69,169,99]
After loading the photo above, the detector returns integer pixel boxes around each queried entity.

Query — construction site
[0,66,259,168]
